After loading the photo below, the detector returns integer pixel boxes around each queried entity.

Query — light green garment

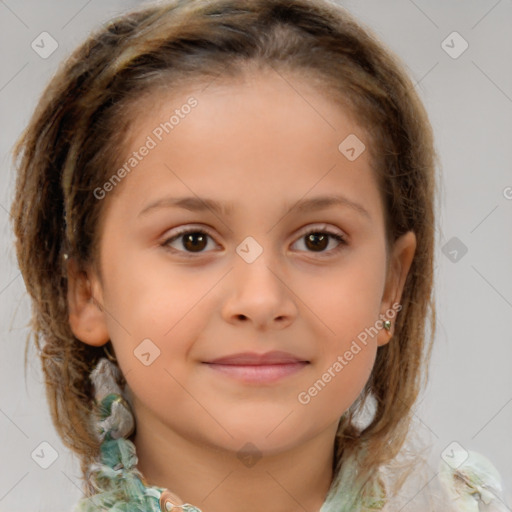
[72,433,508,512]
[74,376,508,512]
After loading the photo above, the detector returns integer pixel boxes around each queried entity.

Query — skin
[68,66,416,512]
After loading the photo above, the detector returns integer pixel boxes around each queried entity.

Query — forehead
[126,64,367,154]
[100,67,383,224]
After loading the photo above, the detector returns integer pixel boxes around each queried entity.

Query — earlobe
[377,230,417,347]
[67,257,110,347]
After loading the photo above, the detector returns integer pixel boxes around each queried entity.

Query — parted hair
[11,0,438,500]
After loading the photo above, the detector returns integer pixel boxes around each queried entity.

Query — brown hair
[11,0,438,501]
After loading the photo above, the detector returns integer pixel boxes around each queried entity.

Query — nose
[221,251,298,331]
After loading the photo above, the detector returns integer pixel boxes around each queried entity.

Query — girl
[10,0,508,510]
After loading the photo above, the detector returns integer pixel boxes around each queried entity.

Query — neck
[131,413,336,512]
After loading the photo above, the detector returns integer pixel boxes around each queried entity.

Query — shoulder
[436,448,509,512]
[380,447,509,512]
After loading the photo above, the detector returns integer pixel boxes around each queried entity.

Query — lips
[203,351,310,384]
[205,350,309,365]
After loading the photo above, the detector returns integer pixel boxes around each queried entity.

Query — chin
[204,418,312,456]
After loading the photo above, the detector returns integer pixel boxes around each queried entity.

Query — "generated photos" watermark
[298,303,402,405]
[93,96,198,200]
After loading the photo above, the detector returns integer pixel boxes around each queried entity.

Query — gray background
[1,1,511,510]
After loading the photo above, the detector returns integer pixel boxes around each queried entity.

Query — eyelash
[161,225,347,258]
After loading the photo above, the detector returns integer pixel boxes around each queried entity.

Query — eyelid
[296,223,346,239]
[166,224,215,239]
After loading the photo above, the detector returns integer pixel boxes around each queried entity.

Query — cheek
[311,251,386,340]
[293,328,378,443]
[297,331,377,427]
[100,242,209,332]
[303,250,385,391]
[99,250,221,386]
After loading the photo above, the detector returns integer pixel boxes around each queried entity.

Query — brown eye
[163,228,216,255]
[182,232,208,252]
[292,228,347,255]
[304,232,329,251]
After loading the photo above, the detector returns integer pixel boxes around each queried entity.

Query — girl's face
[69,68,415,456]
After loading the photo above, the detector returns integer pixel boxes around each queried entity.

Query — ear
[377,231,416,347]
[66,257,110,346]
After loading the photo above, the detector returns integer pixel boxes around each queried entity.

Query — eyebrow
[138,194,371,220]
